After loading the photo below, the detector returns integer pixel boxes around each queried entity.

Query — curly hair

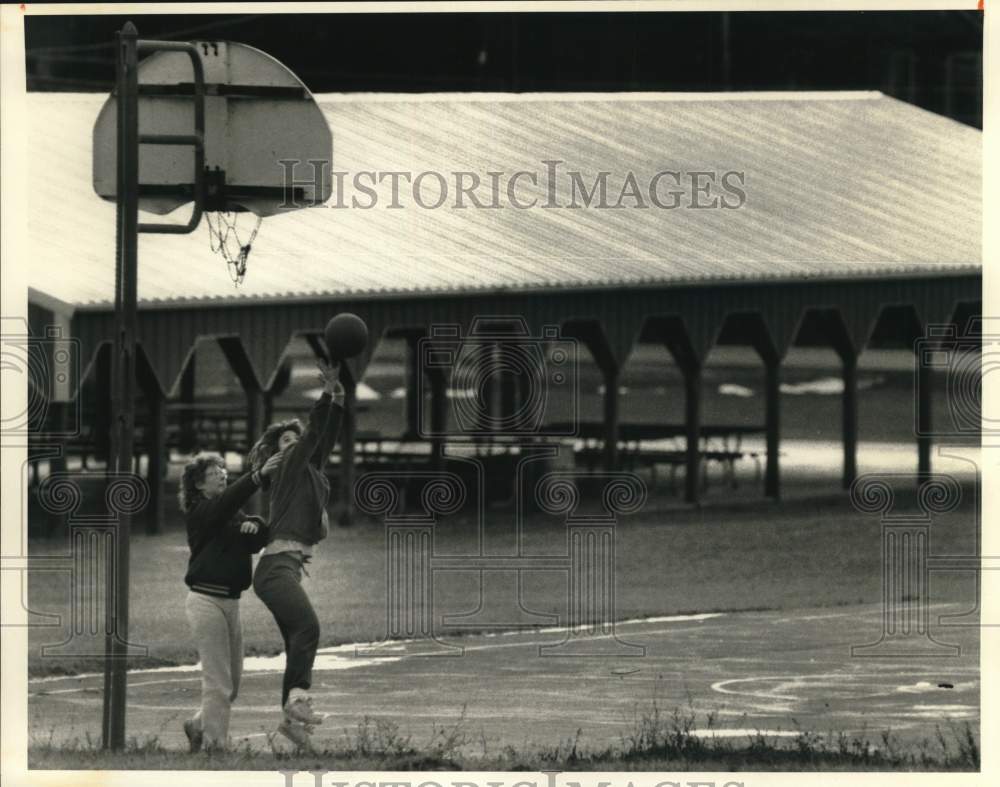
[178,453,227,514]
[247,418,303,475]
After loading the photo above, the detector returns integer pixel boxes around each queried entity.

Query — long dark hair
[247,418,303,475]
[178,453,226,514]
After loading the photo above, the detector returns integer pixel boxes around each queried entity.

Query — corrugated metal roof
[25,91,980,309]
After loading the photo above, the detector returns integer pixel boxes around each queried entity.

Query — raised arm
[192,473,260,528]
[311,401,343,470]
[186,473,261,552]
[276,391,333,481]
[309,360,345,470]
[312,386,345,471]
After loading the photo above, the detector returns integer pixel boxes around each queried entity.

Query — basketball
[324,313,369,361]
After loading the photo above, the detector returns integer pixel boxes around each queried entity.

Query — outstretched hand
[260,452,284,478]
[317,359,341,396]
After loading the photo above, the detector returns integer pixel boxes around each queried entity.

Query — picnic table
[347,431,530,466]
[545,421,765,491]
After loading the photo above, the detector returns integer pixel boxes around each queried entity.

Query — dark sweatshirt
[184,472,268,599]
[265,391,343,547]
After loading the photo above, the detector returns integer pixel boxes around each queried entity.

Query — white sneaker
[284,695,325,725]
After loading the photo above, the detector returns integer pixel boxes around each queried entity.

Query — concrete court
[28,601,980,756]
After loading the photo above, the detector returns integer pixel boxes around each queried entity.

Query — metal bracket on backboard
[135,40,205,236]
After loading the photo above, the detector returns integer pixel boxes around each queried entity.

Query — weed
[27,704,981,772]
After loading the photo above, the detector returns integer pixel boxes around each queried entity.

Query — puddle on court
[690,728,799,738]
[895,680,977,694]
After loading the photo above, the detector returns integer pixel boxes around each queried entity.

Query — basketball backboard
[93,40,332,217]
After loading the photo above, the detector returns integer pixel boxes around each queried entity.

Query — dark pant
[252,552,320,708]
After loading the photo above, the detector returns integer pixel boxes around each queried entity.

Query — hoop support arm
[136,40,205,235]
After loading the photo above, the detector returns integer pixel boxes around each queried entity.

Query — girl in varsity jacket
[178,451,282,751]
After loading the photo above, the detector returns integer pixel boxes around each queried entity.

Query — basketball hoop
[206,211,263,285]
[92,39,332,286]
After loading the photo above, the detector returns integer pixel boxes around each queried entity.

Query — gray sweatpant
[185,591,243,748]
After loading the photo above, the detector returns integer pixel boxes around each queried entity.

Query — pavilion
[25,90,981,529]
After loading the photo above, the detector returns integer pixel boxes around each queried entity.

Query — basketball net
[206,212,263,285]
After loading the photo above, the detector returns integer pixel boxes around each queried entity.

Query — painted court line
[28,611,727,690]
[711,675,816,703]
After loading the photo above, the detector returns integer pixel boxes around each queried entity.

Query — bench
[562,421,765,492]
[574,445,748,492]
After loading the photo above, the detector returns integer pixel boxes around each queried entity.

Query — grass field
[28,707,980,771]
[27,482,979,678]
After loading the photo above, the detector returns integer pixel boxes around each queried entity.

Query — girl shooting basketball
[248,359,344,748]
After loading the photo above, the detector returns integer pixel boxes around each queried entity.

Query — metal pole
[102,21,139,751]
[101,24,205,749]
[101,28,124,747]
